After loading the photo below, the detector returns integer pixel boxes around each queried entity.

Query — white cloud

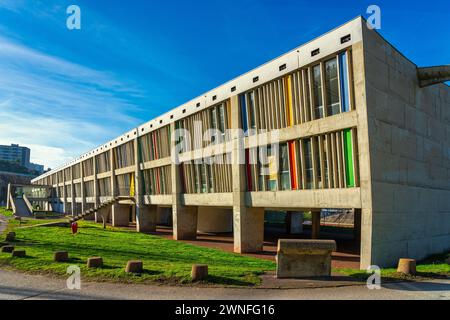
[0,36,145,170]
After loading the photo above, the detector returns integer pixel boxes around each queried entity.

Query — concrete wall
[362,25,450,267]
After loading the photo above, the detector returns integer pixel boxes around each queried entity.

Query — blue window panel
[339,52,350,112]
[240,94,248,133]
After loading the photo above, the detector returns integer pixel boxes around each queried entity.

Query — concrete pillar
[110,149,116,198]
[197,207,233,233]
[136,204,157,232]
[312,210,321,239]
[70,166,75,216]
[112,203,130,227]
[170,122,199,240]
[95,206,111,223]
[229,95,265,253]
[234,206,265,253]
[354,208,362,243]
[287,211,304,234]
[173,206,198,240]
[6,183,11,210]
[80,163,85,213]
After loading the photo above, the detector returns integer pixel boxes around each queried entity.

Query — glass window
[304,139,313,189]
[339,52,351,112]
[200,163,207,193]
[218,104,226,140]
[267,146,278,191]
[280,143,291,190]
[325,58,340,116]
[210,108,218,144]
[240,94,248,133]
[313,65,324,119]
[248,91,256,131]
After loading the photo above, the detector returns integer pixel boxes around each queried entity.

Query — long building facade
[32,17,450,268]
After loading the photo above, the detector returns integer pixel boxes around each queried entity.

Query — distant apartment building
[32,17,450,268]
[0,144,31,167]
[0,144,45,174]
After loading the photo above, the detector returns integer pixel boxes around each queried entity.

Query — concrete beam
[417,65,450,87]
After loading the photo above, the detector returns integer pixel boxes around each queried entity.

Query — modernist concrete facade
[31,17,450,268]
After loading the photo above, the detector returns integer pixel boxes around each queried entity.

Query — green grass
[0,219,275,286]
[0,207,14,217]
[335,252,450,280]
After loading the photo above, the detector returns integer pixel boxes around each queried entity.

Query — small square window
[279,64,287,71]
[253,76,259,83]
[231,86,236,92]
[311,48,320,57]
[341,34,351,44]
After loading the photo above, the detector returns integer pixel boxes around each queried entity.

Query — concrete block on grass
[54,251,69,262]
[191,264,208,281]
[1,246,14,253]
[87,257,103,268]
[125,260,143,273]
[12,250,26,258]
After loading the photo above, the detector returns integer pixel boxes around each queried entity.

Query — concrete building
[0,144,45,174]
[31,17,450,268]
[0,144,31,167]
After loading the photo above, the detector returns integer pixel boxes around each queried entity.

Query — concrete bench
[276,239,336,278]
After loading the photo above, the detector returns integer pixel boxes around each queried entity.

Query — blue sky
[0,0,448,169]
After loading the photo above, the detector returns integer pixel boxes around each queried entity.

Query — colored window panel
[240,94,248,133]
[325,58,340,116]
[280,143,291,191]
[339,52,351,112]
[343,129,355,187]
[288,141,298,190]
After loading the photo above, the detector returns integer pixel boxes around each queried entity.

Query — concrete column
[70,166,75,216]
[112,203,129,227]
[230,95,265,253]
[95,206,111,223]
[173,206,198,240]
[80,162,85,213]
[311,210,321,239]
[171,122,199,240]
[110,149,116,198]
[234,206,265,253]
[354,208,362,243]
[93,155,99,208]
[287,211,304,234]
[6,183,11,210]
[136,205,157,232]
[197,207,233,233]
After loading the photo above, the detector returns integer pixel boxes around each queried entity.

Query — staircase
[69,196,135,223]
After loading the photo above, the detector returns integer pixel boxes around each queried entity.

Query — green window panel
[343,129,355,187]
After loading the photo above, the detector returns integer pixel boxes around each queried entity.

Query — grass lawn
[335,252,450,280]
[0,207,14,217]
[0,219,275,286]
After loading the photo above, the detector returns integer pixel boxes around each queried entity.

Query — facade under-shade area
[30,17,450,269]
